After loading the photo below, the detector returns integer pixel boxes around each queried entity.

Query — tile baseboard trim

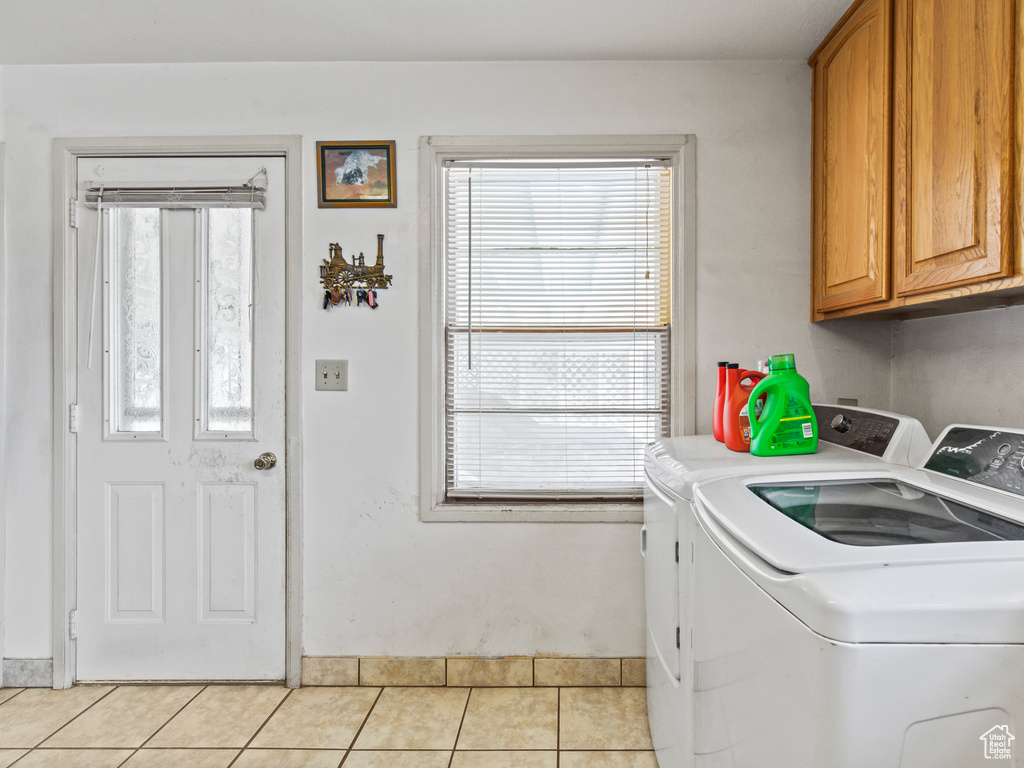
[301,656,647,688]
[0,655,645,689]
[2,658,54,687]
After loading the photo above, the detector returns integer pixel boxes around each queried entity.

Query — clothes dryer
[687,423,1024,766]
[643,405,932,768]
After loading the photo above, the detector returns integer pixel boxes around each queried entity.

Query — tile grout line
[224,686,296,768]
[137,684,209,750]
[338,684,386,767]
[556,687,561,768]
[0,689,28,707]
[116,684,209,768]
[0,688,29,764]
[114,742,136,768]
[7,685,119,768]
[29,683,120,749]
[446,685,474,768]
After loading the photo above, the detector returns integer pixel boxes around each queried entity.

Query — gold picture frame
[316,140,397,208]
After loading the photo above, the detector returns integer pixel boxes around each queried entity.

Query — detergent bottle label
[769,394,814,450]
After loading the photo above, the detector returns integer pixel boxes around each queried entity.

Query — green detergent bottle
[747,353,818,456]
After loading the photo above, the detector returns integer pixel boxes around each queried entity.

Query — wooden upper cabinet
[892,0,1014,296]
[810,0,893,316]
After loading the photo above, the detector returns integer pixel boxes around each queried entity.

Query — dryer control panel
[925,426,1024,499]
[814,405,901,457]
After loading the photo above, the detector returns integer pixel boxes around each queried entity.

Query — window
[110,207,163,435]
[199,208,256,436]
[420,136,694,522]
[86,179,265,441]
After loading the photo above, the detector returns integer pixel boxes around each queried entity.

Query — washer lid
[750,478,1024,548]
[694,469,1024,643]
[696,469,1024,572]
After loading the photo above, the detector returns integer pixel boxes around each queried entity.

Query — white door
[75,156,286,681]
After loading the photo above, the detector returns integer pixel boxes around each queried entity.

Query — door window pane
[202,208,254,435]
[111,208,163,434]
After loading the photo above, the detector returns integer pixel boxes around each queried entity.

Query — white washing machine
[645,410,1024,767]
[643,405,932,768]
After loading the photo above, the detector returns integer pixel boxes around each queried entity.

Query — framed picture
[316,141,397,208]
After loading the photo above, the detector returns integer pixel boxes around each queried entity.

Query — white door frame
[52,136,304,688]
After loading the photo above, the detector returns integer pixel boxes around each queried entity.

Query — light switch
[315,359,348,391]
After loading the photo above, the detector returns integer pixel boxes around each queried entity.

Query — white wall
[0,138,7,684]
[1,66,7,682]
[0,60,893,662]
[891,305,1024,438]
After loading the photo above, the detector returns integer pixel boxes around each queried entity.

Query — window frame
[418,135,696,523]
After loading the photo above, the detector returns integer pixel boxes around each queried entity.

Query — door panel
[644,479,680,682]
[892,0,1013,296]
[199,482,257,623]
[76,156,286,681]
[811,0,892,313]
[106,483,164,623]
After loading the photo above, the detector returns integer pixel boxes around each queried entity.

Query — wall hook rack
[320,234,393,309]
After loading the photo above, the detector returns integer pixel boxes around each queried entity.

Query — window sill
[421,499,643,523]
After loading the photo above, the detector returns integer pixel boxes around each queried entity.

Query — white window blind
[443,160,672,501]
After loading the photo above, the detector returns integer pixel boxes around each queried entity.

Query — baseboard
[301,655,647,687]
[2,658,53,687]
[1,655,646,690]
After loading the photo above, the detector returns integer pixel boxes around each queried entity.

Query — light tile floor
[0,684,657,767]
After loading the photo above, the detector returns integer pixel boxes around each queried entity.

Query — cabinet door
[811,0,892,315]
[892,0,1013,296]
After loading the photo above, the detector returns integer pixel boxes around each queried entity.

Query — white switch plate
[315,359,348,391]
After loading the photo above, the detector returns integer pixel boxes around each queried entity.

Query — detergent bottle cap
[718,361,729,367]
[769,353,796,372]
[726,362,739,369]
[770,354,794,372]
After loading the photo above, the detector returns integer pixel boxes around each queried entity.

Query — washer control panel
[813,405,900,457]
[925,426,1024,499]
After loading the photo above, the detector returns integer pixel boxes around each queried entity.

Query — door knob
[254,452,277,470]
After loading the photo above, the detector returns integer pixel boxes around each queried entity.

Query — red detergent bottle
[713,361,729,441]
[724,364,766,452]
